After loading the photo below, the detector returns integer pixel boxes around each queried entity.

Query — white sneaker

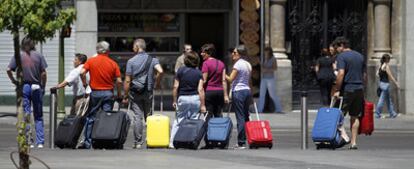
[30,144,35,149]
[37,144,44,149]
[233,144,246,150]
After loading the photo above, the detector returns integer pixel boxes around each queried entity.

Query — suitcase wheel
[248,145,258,149]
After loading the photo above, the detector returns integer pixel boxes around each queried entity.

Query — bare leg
[338,125,349,142]
[350,116,360,146]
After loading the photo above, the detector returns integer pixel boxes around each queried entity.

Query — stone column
[373,0,392,59]
[403,0,414,115]
[270,0,287,59]
[269,0,292,112]
[75,0,98,57]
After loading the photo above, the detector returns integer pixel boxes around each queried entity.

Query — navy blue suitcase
[312,97,344,149]
[173,113,207,150]
[205,106,233,149]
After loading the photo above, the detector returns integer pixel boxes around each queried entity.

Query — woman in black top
[314,48,336,106]
[375,54,400,118]
[169,51,206,148]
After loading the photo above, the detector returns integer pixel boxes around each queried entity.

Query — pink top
[201,58,225,91]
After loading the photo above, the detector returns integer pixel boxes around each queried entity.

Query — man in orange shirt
[78,41,123,149]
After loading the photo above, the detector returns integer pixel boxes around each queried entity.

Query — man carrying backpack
[123,39,163,149]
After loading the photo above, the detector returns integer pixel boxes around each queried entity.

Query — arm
[385,64,400,88]
[172,79,179,109]
[174,55,183,73]
[154,64,164,89]
[202,72,208,85]
[332,61,337,71]
[55,81,69,89]
[6,69,17,85]
[198,79,206,113]
[273,58,278,71]
[41,69,47,88]
[122,75,131,104]
[222,69,229,104]
[80,68,87,88]
[116,77,123,100]
[333,69,345,97]
[225,68,238,84]
[314,64,320,74]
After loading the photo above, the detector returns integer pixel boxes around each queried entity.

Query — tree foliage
[0,0,75,168]
[0,0,76,42]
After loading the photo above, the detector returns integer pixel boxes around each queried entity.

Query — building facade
[1,0,413,115]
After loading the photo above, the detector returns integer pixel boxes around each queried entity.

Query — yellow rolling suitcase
[146,90,170,148]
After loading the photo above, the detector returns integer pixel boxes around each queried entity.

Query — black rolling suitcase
[173,112,208,150]
[91,102,130,149]
[55,96,89,149]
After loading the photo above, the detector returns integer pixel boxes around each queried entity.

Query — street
[1,108,414,169]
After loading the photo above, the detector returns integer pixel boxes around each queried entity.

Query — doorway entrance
[186,13,226,61]
[286,0,368,108]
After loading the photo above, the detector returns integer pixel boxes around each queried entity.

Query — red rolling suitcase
[359,101,374,135]
[245,102,273,149]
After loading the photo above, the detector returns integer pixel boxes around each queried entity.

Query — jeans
[23,84,44,145]
[129,91,153,145]
[169,95,200,147]
[258,77,282,113]
[232,89,251,146]
[375,82,397,117]
[83,90,114,148]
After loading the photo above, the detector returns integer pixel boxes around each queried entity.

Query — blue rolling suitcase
[312,97,344,149]
[205,105,233,149]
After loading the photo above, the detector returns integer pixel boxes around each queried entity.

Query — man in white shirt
[53,53,91,115]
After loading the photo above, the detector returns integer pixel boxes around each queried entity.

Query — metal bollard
[49,88,57,149]
[301,91,308,150]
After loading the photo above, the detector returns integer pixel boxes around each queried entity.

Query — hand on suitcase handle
[330,96,343,109]
[200,105,206,114]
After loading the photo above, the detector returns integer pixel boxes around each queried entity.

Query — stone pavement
[1,105,414,130]
[1,106,414,169]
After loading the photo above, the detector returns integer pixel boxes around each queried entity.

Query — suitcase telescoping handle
[330,96,344,109]
[76,95,90,116]
[227,104,231,118]
[253,102,260,121]
[152,87,164,114]
[160,87,163,113]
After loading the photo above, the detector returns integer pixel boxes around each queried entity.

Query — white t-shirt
[64,64,91,96]
[231,59,252,91]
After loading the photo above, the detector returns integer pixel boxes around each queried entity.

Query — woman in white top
[226,45,252,149]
